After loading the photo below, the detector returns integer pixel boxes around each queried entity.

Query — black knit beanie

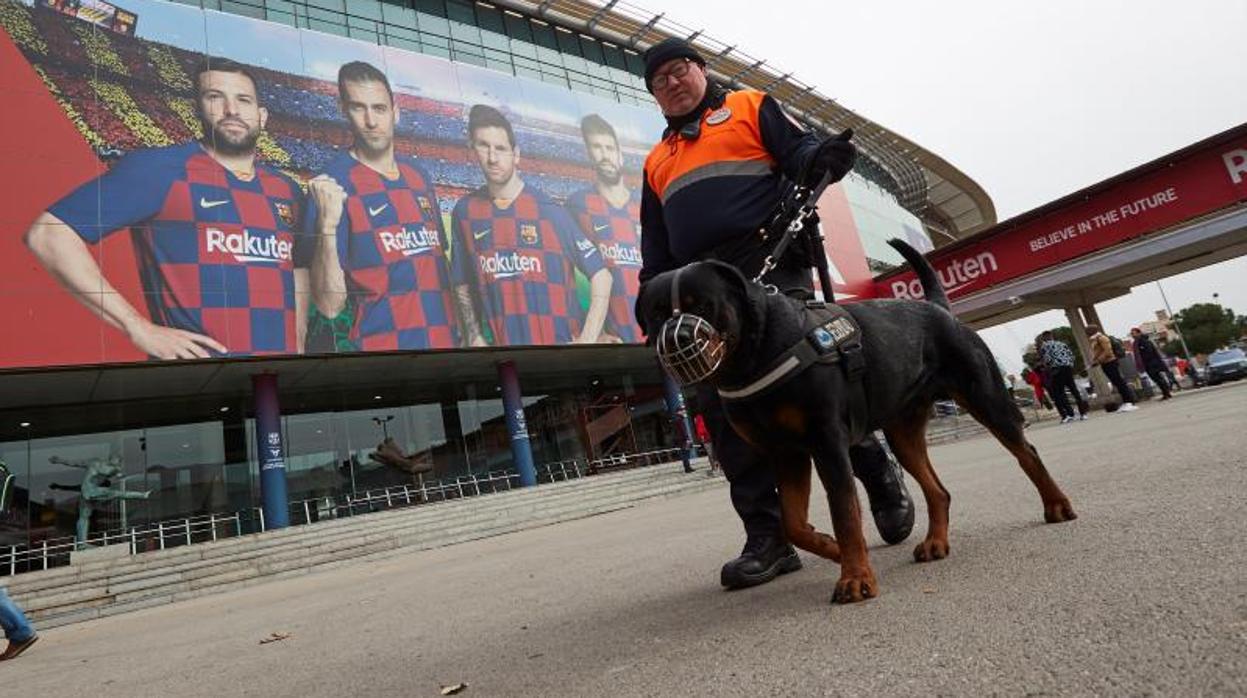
[643,37,706,92]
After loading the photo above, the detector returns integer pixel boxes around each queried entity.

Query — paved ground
[6,383,1246,696]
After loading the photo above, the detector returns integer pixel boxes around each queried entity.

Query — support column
[251,373,289,530]
[661,372,695,474]
[1064,306,1110,404]
[497,360,537,487]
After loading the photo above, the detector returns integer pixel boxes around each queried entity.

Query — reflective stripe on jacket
[638,89,822,284]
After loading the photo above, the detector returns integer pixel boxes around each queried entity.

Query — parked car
[1206,348,1247,385]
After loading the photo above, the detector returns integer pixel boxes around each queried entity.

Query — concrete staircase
[8,463,724,630]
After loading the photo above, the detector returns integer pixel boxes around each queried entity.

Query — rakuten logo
[1224,148,1247,185]
[598,241,642,266]
[890,251,999,299]
[379,227,441,256]
[206,228,292,264]
[480,251,542,279]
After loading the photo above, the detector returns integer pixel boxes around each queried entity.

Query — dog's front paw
[1044,498,1077,523]
[831,568,878,604]
[913,537,949,563]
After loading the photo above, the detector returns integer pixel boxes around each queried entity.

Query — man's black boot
[720,535,802,589]
[851,439,916,545]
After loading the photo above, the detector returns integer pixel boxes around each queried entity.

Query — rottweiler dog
[636,239,1077,604]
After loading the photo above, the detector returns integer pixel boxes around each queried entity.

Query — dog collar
[718,302,864,402]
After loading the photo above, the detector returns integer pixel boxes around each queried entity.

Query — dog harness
[717,299,870,435]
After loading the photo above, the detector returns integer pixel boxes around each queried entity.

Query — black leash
[752,129,852,301]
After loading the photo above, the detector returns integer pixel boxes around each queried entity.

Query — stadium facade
[0,0,993,569]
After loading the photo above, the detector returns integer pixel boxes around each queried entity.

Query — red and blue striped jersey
[449,185,605,346]
[565,187,643,343]
[300,152,458,351]
[48,141,305,357]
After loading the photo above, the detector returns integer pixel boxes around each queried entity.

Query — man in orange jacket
[638,38,914,590]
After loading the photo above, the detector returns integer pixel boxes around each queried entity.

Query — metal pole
[1156,281,1199,377]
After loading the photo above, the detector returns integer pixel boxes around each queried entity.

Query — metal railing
[2,448,689,577]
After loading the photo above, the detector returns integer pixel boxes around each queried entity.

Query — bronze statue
[49,455,150,548]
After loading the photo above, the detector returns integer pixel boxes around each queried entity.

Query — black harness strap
[718,300,870,434]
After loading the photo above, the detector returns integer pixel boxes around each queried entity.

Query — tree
[1167,303,1240,355]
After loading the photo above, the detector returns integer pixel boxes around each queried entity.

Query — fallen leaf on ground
[440,683,468,695]
[921,588,936,594]
[259,632,292,644]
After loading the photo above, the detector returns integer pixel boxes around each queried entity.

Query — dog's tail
[887,238,950,312]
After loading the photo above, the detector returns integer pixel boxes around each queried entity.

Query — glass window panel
[601,43,626,70]
[385,35,421,53]
[381,2,417,28]
[445,0,475,25]
[508,38,536,58]
[345,0,384,19]
[450,20,481,43]
[515,63,541,80]
[624,50,644,76]
[308,0,344,11]
[540,71,569,89]
[480,29,509,51]
[453,44,486,67]
[555,27,580,56]
[0,439,30,548]
[283,413,347,503]
[266,9,297,26]
[503,13,531,42]
[309,18,350,37]
[486,56,513,74]
[476,5,505,34]
[530,22,557,50]
[349,25,380,44]
[416,0,447,19]
[143,422,227,522]
[535,45,562,67]
[580,36,604,65]
[220,0,264,19]
[419,13,450,37]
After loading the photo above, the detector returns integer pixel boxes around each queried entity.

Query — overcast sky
[662,0,1247,372]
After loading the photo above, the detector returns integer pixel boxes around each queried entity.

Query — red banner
[876,130,1247,301]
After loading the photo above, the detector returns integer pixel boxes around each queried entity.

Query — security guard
[638,38,915,589]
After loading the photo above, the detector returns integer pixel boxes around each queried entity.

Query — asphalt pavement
[4,382,1245,696]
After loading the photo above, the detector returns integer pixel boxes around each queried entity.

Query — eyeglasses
[651,59,693,91]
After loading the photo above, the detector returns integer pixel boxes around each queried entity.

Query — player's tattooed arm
[307,174,349,318]
[454,284,488,347]
[24,212,228,359]
[573,268,613,344]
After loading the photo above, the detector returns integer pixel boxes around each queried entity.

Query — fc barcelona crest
[417,196,435,218]
[520,223,539,245]
[275,202,295,227]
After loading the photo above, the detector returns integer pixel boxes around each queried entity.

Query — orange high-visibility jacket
[639,89,823,284]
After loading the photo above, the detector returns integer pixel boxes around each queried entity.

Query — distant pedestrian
[1022,366,1054,410]
[0,585,37,661]
[1131,328,1175,400]
[1038,331,1088,423]
[1086,325,1138,412]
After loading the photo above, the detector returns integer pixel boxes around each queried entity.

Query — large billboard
[0,0,902,370]
[0,0,670,368]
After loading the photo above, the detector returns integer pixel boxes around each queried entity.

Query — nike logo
[368,203,389,216]
[473,228,490,240]
[200,198,229,209]
[593,224,610,233]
